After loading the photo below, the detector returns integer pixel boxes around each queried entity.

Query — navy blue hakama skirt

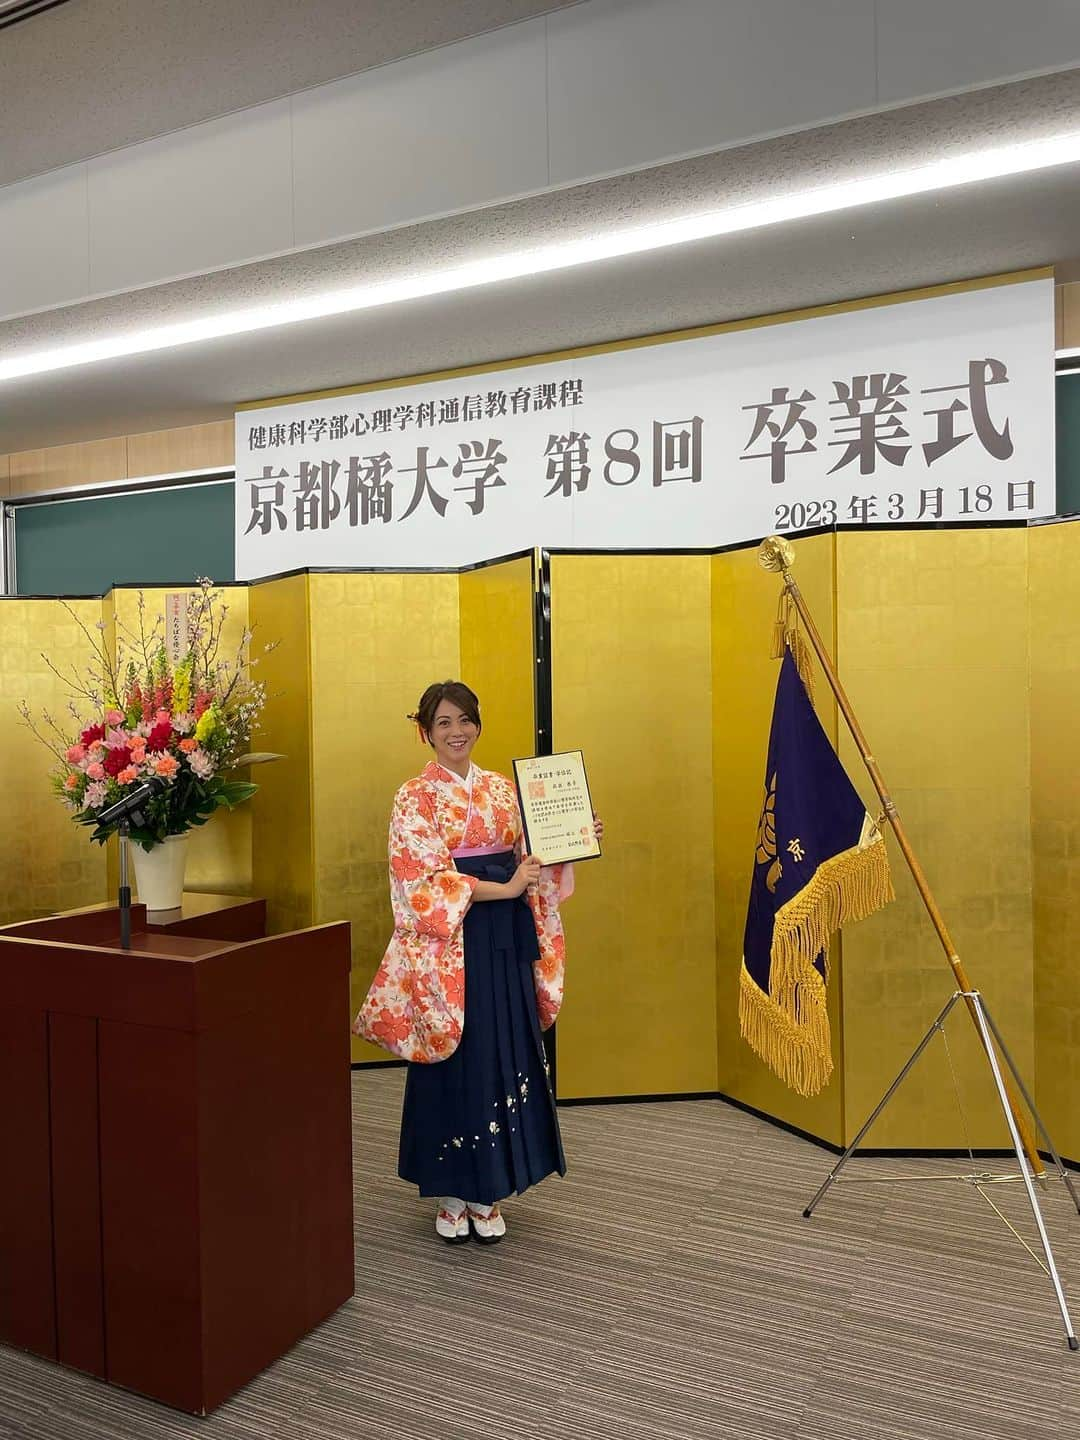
[398,851,566,1204]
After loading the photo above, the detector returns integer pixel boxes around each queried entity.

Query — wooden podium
[0,896,354,1414]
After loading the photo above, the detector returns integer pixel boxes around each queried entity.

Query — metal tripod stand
[803,989,1080,1350]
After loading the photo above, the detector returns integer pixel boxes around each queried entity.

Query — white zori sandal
[435,1197,470,1244]
[467,1202,507,1244]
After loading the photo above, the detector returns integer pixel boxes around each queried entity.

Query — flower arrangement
[19,580,277,851]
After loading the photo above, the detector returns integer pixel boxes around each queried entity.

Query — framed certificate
[513,750,601,866]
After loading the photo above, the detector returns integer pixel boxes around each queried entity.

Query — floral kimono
[354,760,570,1063]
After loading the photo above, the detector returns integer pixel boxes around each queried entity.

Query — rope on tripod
[941,1013,1051,1275]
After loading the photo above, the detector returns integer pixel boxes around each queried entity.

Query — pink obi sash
[451,844,512,859]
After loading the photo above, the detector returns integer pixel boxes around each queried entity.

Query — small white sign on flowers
[165,593,189,666]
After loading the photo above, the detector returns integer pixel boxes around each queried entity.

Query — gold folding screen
[0,598,107,923]
[300,560,534,1064]
[835,531,1032,1148]
[1029,521,1080,1162]
[711,535,844,1145]
[250,573,316,937]
[2,527,1079,1157]
[549,554,718,1100]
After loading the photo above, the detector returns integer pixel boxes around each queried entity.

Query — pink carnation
[86,762,106,781]
[65,744,86,764]
[105,708,124,727]
[117,765,139,785]
[152,754,179,779]
[88,739,106,758]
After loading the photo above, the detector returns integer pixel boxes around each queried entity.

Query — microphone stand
[118,818,132,951]
[98,779,162,952]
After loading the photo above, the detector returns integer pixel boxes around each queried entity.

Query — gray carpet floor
[1,1069,1078,1439]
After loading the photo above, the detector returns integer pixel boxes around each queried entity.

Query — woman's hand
[593,813,604,844]
[507,855,542,898]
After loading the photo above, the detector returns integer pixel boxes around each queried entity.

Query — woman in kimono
[354,679,601,1245]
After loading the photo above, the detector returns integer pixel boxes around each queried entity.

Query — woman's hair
[408,680,482,744]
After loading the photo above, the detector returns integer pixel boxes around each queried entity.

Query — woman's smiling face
[428,699,479,774]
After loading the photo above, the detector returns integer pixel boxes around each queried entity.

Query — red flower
[103,745,133,777]
[416,905,450,939]
[80,723,105,746]
[146,720,174,752]
[371,1008,411,1048]
[391,851,426,883]
[444,968,465,1010]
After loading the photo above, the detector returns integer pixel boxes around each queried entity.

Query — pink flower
[172,711,194,735]
[88,739,106,758]
[63,772,80,791]
[155,707,171,725]
[152,754,179,779]
[105,727,130,748]
[105,708,124,727]
[65,744,86,764]
[117,765,139,785]
[86,762,106,781]
[84,780,107,809]
[189,748,215,780]
[130,748,146,766]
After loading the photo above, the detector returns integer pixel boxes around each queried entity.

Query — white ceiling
[0,0,580,187]
[3,69,1080,456]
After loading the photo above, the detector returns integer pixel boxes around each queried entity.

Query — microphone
[97,775,166,827]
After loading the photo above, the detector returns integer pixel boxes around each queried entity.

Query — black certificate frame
[513,749,602,867]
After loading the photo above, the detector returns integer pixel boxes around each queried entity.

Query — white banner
[235,278,1054,579]
[165,592,189,664]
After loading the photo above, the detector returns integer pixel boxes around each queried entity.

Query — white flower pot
[131,832,189,912]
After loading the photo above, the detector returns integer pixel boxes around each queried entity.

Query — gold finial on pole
[758,535,795,574]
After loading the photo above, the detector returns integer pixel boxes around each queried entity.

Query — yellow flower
[173,657,193,714]
[194,706,217,743]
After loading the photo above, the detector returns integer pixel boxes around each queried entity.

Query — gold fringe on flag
[772,593,816,701]
[739,821,894,1097]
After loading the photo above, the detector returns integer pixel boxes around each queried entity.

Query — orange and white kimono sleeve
[526,865,569,1031]
[353,778,477,1063]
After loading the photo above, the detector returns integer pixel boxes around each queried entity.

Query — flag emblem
[740,647,894,1096]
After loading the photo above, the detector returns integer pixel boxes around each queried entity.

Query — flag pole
[758,534,1044,1176]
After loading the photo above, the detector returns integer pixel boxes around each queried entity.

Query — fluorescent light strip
[5,128,1080,384]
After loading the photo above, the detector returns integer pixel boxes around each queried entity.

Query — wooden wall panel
[9,438,127,496]
[1062,281,1080,349]
[126,421,233,479]
[2,422,235,500]
[1056,283,1066,348]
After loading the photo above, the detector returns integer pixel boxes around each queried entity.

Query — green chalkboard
[1057,372,1080,518]
[13,481,235,596]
